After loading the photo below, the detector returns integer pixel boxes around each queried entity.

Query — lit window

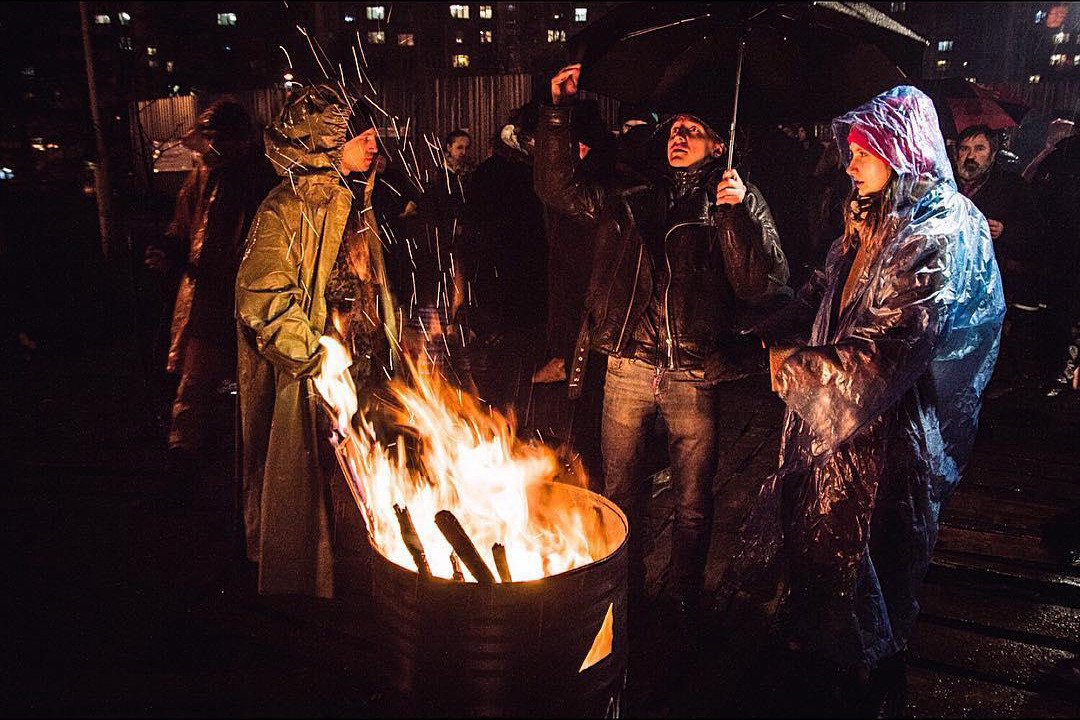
[345,14,355,23]
[450,4,469,19]
[547,29,566,43]
[368,30,386,44]
[937,40,953,52]
[21,66,35,78]
[480,30,492,43]
[1035,10,1047,24]
[575,7,588,22]
[553,13,561,20]
[118,11,131,25]
[1053,31,1070,44]
[890,1,906,12]
[452,53,470,68]
[217,12,237,26]
[935,59,947,68]
[455,30,464,44]
[1050,53,1069,66]
[965,76,977,83]
[367,6,385,20]
[166,60,175,72]
[1029,74,1041,83]
[398,33,416,46]
[1075,55,1080,65]
[479,5,492,19]
[94,14,111,24]
[146,46,157,56]
[119,36,133,51]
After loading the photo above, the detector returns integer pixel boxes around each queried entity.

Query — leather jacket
[534,104,789,395]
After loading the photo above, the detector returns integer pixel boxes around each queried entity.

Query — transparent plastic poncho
[720,86,1006,670]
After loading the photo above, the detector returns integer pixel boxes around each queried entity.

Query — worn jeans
[602,356,719,607]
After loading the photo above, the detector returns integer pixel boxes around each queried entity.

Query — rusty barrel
[370,482,629,717]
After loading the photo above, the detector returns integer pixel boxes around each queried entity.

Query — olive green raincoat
[236,86,395,597]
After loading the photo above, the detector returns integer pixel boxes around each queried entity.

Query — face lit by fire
[956,132,995,182]
[340,127,379,175]
[847,142,893,196]
[667,115,723,168]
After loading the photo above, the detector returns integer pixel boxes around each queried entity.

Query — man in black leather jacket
[535,64,789,620]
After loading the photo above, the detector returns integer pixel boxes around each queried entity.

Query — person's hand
[144,245,167,271]
[551,64,582,106]
[716,169,747,206]
[988,218,1004,240]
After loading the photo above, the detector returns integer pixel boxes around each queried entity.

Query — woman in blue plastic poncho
[718,86,1006,686]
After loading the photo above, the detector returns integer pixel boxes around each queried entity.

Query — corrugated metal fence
[130,74,621,192]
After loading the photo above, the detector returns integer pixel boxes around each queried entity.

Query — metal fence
[129,74,621,193]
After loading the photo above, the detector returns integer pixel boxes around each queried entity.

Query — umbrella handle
[726,36,747,173]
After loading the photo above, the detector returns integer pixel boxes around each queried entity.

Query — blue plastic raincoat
[719,86,1005,670]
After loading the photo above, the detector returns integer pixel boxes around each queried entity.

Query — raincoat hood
[832,85,954,209]
[265,85,351,178]
[265,84,381,179]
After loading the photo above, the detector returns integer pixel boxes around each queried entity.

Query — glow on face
[667,116,720,168]
[341,128,379,175]
[847,142,892,195]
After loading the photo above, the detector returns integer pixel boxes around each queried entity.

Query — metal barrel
[370,482,629,718]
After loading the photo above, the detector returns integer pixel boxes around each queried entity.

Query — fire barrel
[370,482,629,718]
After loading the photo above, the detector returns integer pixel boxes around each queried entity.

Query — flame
[315,337,605,582]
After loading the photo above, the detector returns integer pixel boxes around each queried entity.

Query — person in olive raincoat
[719,86,1005,681]
[236,85,397,598]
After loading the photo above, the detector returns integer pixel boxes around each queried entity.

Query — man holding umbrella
[535,64,788,630]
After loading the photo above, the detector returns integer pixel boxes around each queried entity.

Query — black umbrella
[570,1,928,167]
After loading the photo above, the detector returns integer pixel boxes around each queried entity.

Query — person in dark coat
[955,124,1051,385]
[536,64,789,623]
[1030,133,1080,394]
[144,98,274,471]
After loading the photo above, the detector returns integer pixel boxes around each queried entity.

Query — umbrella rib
[623,13,712,40]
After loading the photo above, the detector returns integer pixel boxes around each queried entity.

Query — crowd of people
[142,69,1079,713]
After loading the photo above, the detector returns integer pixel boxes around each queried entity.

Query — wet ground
[3,330,1079,717]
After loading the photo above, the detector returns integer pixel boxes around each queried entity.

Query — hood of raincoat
[265,84,381,179]
[832,85,954,212]
[265,85,350,178]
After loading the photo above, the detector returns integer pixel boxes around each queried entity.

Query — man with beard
[535,64,789,633]
[955,124,1048,384]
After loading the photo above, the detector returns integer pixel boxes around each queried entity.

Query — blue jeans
[602,356,719,606]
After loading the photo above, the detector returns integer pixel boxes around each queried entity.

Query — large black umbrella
[570,2,928,165]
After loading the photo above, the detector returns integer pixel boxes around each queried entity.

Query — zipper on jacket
[661,221,705,369]
[615,243,645,354]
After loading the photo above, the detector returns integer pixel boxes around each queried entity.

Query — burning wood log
[394,504,431,577]
[435,510,495,584]
[492,543,512,583]
[450,553,464,582]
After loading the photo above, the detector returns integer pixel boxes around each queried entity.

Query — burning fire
[314,335,604,582]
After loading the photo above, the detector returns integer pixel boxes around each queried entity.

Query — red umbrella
[922,78,1030,137]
